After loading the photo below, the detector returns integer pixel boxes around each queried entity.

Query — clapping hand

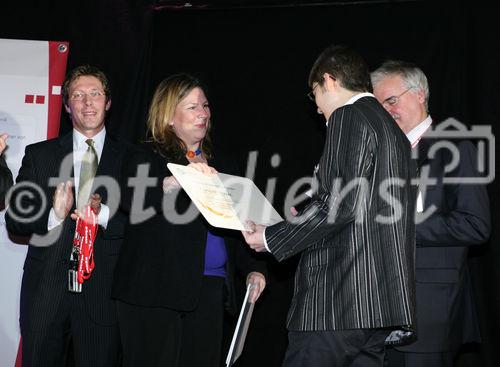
[0,133,8,155]
[53,181,74,220]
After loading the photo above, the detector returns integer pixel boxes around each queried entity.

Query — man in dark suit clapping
[242,45,418,367]
[6,65,128,367]
[372,60,490,367]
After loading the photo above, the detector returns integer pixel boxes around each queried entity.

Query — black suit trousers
[283,329,391,367]
[385,348,454,367]
[21,291,120,367]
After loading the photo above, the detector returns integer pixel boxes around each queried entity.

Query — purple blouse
[203,230,227,277]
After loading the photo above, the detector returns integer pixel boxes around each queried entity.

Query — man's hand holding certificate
[167,163,282,232]
[241,221,268,252]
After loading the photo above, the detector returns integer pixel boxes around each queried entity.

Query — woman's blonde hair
[147,73,212,160]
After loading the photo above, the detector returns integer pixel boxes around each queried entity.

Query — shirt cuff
[47,208,64,231]
[263,227,271,253]
[97,203,110,229]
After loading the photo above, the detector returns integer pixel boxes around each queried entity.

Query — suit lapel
[58,131,74,165]
[92,134,120,203]
[414,135,435,213]
[95,134,118,176]
[416,138,431,169]
[57,132,76,203]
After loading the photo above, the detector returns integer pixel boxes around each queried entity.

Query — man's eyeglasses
[382,87,413,107]
[307,84,319,101]
[70,90,105,101]
[307,75,336,102]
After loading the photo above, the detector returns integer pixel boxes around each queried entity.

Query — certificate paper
[167,163,283,231]
[225,284,255,366]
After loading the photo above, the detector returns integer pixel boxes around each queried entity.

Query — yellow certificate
[167,163,283,231]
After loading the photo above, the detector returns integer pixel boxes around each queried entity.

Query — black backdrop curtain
[1,0,498,366]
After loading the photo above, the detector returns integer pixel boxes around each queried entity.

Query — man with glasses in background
[242,45,418,367]
[371,60,491,367]
[6,65,129,367]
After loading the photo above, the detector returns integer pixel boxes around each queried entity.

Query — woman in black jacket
[112,73,266,367]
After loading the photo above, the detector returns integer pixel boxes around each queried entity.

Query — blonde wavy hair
[147,73,212,160]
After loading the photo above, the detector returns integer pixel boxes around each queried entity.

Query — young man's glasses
[307,84,319,102]
[307,75,336,102]
[382,87,413,107]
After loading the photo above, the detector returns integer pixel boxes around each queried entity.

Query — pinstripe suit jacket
[5,131,128,331]
[266,96,417,332]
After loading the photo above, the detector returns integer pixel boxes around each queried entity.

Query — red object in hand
[73,206,98,284]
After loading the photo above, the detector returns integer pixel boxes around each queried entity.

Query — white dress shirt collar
[73,128,106,160]
[344,92,375,106]
[326,92,375,126]
[406,116,432,147]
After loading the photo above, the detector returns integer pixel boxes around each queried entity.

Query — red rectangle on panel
[35,95,45,104]
[25,94,34,103]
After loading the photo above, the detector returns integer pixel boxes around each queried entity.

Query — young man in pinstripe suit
[242,45,418,367]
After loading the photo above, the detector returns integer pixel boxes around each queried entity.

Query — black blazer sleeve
[0,155,13,205]
[416,139,490,246]
[94,137,132,240]
[5,145,51,236]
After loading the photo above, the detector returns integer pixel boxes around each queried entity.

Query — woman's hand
[246,271,266,303]
[187,162,217,175]
[163,176,181,194]
[163,163,216,194]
